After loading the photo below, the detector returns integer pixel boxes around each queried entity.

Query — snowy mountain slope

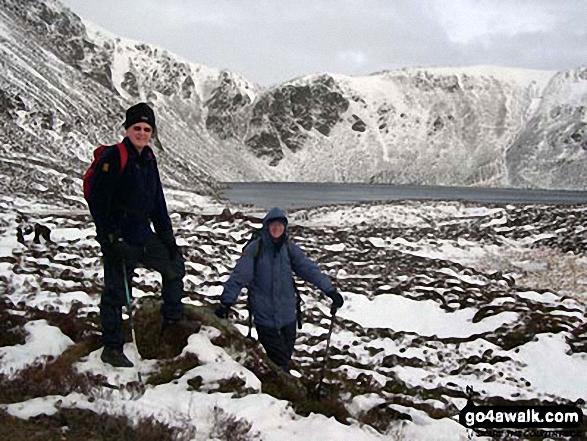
[77,21,277,184]
[2,0,587,196]
[506,66,587,189]
[243,68,555,186]
[0,0,278,211]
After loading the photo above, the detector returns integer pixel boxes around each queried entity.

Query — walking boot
[100,346,134,368]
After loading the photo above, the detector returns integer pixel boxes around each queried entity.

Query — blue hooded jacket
[220,207,335,329]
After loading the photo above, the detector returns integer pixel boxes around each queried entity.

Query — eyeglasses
[132,126,152,133]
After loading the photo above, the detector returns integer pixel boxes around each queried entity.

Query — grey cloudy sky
[60,0,587,86]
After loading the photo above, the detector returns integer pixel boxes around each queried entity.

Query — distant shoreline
[220,182,587,209]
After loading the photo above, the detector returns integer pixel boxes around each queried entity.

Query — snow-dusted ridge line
[3,0,586,195]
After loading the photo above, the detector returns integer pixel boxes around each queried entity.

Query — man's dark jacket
[87,137,173,247]
[220,207,335,329]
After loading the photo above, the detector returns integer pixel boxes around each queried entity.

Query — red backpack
[83,142,128,200]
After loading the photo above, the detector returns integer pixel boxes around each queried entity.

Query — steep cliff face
[244,75,350,166]
[205,72,253,141]
[0,0,271,208]
[234,68,555,186]
[1,0,586,193]
[506,67,587,189]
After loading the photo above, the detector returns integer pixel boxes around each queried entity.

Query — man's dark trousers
[256,321,297,372]
[100,233,185,349]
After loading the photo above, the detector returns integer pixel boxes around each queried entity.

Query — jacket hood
[262,207,288,228]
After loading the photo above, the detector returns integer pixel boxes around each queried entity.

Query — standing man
[215,207,344,372]
[87,102,198,368]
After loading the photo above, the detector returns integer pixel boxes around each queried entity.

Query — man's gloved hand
[105,235,140,261]
[214,303,232,319]
[329,289,344,310]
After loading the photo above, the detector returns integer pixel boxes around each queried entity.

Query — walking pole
[315,305,337,397]
[122,259,143,386]
[121,259,137,347]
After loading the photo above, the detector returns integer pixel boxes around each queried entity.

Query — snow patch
[340,292,519,338]
[0,320,74,378]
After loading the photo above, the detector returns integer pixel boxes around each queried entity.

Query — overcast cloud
[59,0,587,86]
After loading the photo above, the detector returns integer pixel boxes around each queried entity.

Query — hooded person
[87,102,199,368]
[215,207,344,372]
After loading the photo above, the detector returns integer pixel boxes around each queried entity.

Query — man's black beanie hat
[124,102,156,131]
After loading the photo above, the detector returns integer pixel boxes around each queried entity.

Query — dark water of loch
[220,182,587,210]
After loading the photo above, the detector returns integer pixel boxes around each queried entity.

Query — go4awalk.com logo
[458,387,584,438]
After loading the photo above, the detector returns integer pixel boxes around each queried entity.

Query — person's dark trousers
[100,233,186,349]
[256,321,297,372]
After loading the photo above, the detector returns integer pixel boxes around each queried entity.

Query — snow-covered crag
[242,69,556,185]
[1,0,587,203]
[506,68,587,189]
[0,0,275,210]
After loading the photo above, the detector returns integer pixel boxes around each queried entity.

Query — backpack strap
[115,142,128,173]
[83,142,129,200]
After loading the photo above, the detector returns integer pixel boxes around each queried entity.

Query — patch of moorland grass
[0,296,100,349]
[381,377,463,420]
[472,247,587,302]
[569,322,587,354]
[0,326,26,347]
[25,302,101,343]
[358,403,411,436]
[0,335,104,404]
[215,375,248,393]
[187,375,203,391]
[134,297,198,359]
[487,312,571,351]
[209,376,258,397]
[209,406,261,441]
[295,357,384,422]
[335,363,464,421]
[0,299,27,346]
[295,391,351,424]
[480,395,585,408]
[0,407,194,441]
[146,352,202,386]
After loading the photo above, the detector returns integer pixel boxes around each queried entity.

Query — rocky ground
[0,197,586,440]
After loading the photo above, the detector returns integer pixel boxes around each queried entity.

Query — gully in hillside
[215,207,344,373]
[85,102,199,368]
